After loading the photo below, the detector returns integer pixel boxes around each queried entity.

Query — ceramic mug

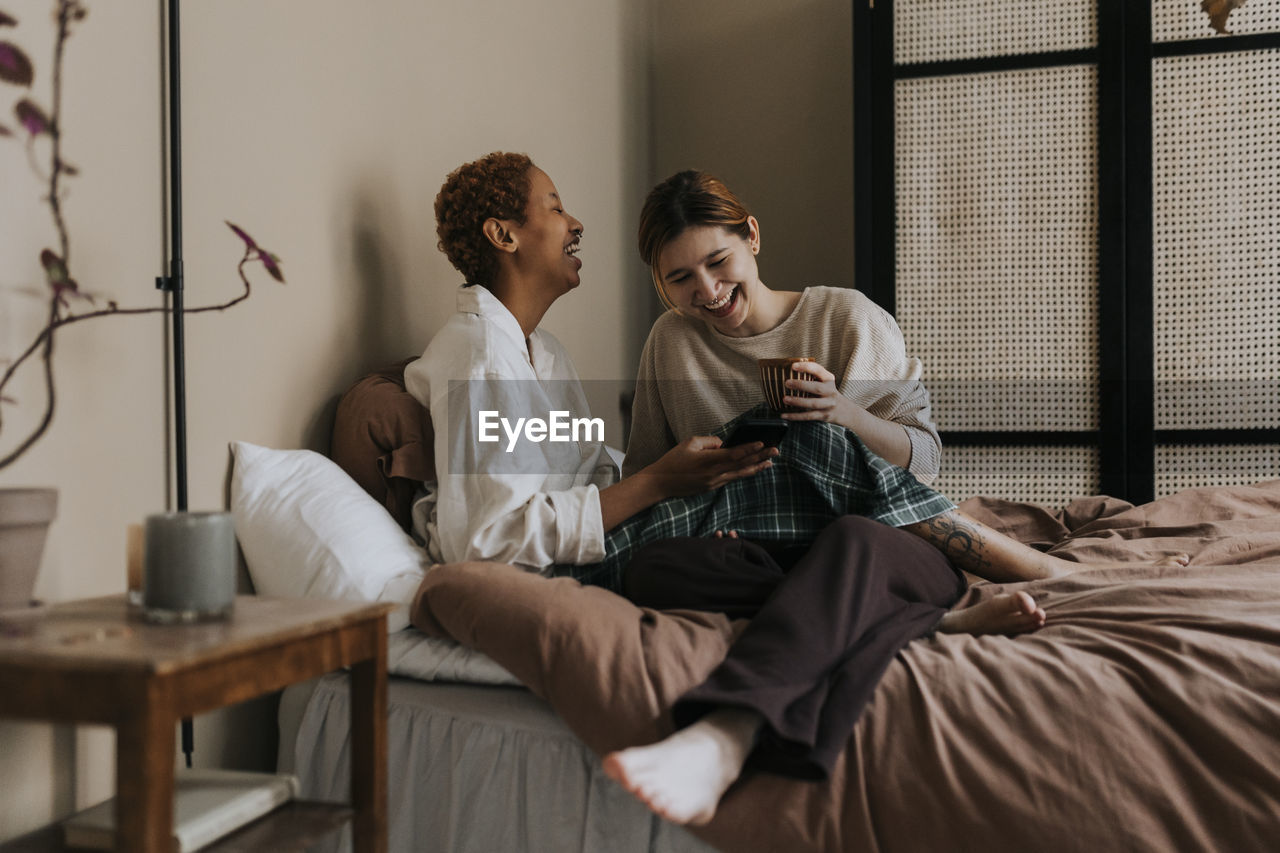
[757,357,816,413]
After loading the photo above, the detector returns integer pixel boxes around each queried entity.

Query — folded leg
[623,536,787,620]
[675,515,966,779]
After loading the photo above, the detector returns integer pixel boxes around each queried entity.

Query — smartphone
[723,418,789,449]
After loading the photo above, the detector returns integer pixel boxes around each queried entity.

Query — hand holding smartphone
[723,418,789,449]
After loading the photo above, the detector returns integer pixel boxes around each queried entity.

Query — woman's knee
[833,515,879,534]
[623,537,709,602]
[822,515,893,545]
[815,515,933,569]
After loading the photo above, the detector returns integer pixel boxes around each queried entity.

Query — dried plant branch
[0,303,58,471]
[0,1,285,471]
[0,248,257,412]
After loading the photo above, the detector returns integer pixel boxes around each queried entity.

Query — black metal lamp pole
[157,0,194,768]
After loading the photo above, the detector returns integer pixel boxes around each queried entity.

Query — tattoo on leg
[908,512,992,576]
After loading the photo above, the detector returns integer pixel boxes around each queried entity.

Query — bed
[230,365,1280,853]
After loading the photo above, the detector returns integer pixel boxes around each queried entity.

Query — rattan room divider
[854,0,1280,505]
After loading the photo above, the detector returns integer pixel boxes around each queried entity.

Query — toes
[1012,590,1038,616]
[1013,607,1044,627]
[604,752,648,795]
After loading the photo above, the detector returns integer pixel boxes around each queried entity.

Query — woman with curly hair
[405,153,776,573]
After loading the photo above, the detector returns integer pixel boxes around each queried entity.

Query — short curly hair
[434,152,535,287]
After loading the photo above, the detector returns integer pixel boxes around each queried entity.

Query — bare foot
[937,591,1046,636]
[602,709,760,825]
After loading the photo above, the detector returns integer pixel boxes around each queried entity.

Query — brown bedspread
[411,481,1280,852]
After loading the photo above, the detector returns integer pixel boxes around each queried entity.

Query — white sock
[602,708,761,825]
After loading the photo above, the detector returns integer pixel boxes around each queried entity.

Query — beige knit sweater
[622,286,941,484]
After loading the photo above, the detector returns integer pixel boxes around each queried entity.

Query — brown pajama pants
[623,515,967,780]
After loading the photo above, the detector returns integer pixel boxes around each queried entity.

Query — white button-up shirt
[406,285,617,571]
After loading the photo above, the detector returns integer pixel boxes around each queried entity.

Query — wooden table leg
[349,625,387,853]
[116,683,175,853]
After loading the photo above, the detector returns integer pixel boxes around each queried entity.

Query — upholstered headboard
[330,359,434,532]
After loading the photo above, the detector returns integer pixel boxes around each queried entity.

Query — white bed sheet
[387,626,519,685]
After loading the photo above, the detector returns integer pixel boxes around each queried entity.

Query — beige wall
[1,0,169,833]
[0,0,651,839]
[1,0,851,839]
[650,0,855,294]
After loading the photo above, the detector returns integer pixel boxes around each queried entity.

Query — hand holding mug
[779,360,859,425]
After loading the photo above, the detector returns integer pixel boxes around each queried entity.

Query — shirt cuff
[546,484,607,565]
[905,426,941,485]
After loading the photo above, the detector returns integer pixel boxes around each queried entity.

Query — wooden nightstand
[0,595,391,852]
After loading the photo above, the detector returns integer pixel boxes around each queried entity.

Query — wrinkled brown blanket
[412,481,1280,852]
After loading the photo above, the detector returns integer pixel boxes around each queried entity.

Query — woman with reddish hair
[604,170,1188,827]
[621,169,1122,605]
[625,169,940,484]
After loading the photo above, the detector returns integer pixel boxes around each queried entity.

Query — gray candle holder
[142,511,237,623]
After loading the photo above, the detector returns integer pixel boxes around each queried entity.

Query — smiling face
[656,219,761,336]
[507,167,584,295]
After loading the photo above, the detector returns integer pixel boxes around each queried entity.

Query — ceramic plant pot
[0,487,58,609]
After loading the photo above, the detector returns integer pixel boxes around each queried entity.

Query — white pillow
[230,441,430,632]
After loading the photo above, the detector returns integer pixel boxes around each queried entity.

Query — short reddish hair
[637,170,753,310]
[435,152,535,287]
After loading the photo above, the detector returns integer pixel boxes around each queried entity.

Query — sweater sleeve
[621,326,679,478]
[841,305,943,485]
[869,378,942,485]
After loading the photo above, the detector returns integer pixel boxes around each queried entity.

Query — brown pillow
[330,359,435,532]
